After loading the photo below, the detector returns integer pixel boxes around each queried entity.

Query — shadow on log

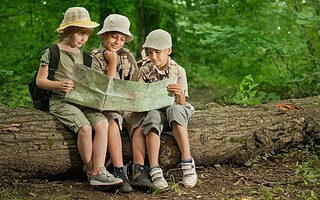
[0,97,319,179]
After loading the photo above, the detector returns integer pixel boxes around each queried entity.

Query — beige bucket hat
[142,29,172,50]
[97,14,133,42]
[56,7,99,33]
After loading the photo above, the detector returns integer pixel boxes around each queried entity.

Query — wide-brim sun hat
[97,14,133,43]
[56,7,99,33]
[142,29,172,50]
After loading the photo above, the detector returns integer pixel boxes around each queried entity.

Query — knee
[77,124,92,138]
[95,119,109,130]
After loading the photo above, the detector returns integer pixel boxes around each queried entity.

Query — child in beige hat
[36,7,123,187]
[91,14,139,193]
[127,29,198,190]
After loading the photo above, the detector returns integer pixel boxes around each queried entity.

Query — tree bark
[0,97,319,179]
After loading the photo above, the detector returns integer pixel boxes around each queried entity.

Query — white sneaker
[181,158,198,187]
[90,167,123,186]
[150,167,168,189]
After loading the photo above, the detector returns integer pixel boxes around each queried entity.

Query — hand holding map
[65,63,177,112]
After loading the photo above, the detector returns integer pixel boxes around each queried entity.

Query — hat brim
[97,28,133,42]
[142,44,171,51]
[56,21,99,33]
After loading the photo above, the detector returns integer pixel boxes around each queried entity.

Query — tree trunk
[0,97,319,179]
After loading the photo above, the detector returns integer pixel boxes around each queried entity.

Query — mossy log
[0,97,319,179]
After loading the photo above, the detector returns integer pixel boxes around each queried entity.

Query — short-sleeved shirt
[91,44,139,129]
[137,57,189,98]
[41,46,107,133]
[91,43,138,81]
[41,48,84,97]
[124,57,192,136]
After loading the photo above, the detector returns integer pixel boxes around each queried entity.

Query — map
[65,63,177,112]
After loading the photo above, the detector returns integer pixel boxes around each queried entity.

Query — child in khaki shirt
[126,29,198,190]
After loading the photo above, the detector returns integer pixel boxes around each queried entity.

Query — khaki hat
[142,29,172,50]
[97,14,133,42]
[56,7,99,33]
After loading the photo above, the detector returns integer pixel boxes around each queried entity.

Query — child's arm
[103,50,117,78]
[36,64,74,92]
[167,83,186,105]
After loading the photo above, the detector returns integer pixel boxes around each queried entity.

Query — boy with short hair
[91,14,138,193]
[127,29,198,190]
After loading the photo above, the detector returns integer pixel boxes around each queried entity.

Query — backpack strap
[83,52,92,68]
[47,44,60,80]
[46,44,92,81]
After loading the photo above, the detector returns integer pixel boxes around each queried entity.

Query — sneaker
[150,167,168,189]
[114,166,133,193]
[181,158,198,187]
[130,164,154,190]
[90,167,123,186]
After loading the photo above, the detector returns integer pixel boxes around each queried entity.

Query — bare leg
[91,119,109,175]
[172,121,191,160]
[132,125,146,165]
[77,124,93,172]
[146,128,160,168]
[108,120,123,167]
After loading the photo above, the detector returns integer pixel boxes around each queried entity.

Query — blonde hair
[58,26,94,44]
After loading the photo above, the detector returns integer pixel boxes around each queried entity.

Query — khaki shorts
[49,96,108,133]
[103,111,124,131]
[125,103,194,138]
[123,112,147,137]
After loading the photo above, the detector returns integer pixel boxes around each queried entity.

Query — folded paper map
[65,63,177,112]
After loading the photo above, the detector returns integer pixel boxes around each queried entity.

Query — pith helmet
[97,14,133,42]
[56,7,99,33]
[142,29,172,50]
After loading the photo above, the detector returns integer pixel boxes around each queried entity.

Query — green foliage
[298,190,318,200]
[181,0,320,101]
[0,69,33,108]
[227,75,280,106]
[293,145,320,186]
[0,0,320,108]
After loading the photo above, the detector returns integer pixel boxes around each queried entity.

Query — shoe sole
[90,179,123,186]
[130,182,155,191]
[118,186,133,193]
[183,178,197,188]
[153,183,168,190]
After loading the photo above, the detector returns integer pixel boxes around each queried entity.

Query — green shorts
[49,96,108,133]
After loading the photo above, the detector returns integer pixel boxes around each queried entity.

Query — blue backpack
[28,44,92,111]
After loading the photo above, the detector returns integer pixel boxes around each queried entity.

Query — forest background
[0,0,320,108]
[0,1,320,199]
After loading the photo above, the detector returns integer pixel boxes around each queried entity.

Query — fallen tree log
[0,97,319,179]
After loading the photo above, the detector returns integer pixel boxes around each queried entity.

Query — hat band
[60,19,98,28]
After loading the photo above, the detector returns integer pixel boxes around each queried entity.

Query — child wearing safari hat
[36,7,123,187]
[126,29,198,190]
[91,14,139,193]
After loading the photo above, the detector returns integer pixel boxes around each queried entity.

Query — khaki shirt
[41,48,84,97]
[137,57,189,98]
[91,43,138,81]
